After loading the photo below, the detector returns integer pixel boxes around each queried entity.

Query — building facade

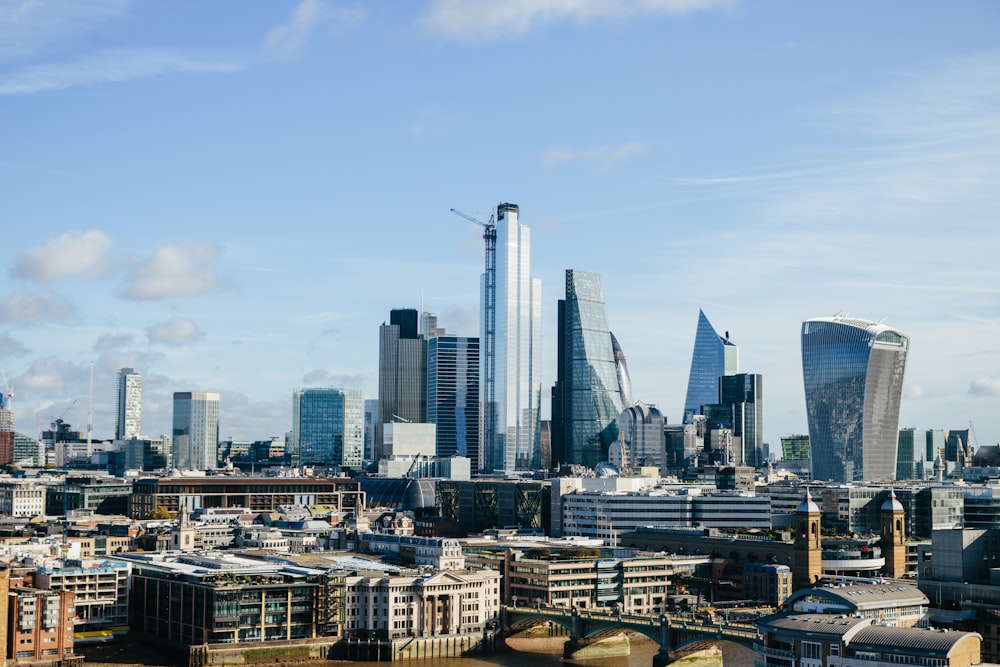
[114,367,142,440]
[704,373,763,468]
[377,309,426,463]
[801,316,909,483]
[6,585,75,662]
[171,392,220,472]
[683,309,738,421]
[292,388,363,467]
[482,202,542,473]
[618,402,666,472]
[427,335,480,469]
[551,270,628,469]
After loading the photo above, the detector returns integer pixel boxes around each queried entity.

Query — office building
[618,402,666,471]
[171,392,220,472]
[703,373,763,467]
[683,309,738,421]
[427,335,479,468]
[802,316,909,483]
[780,434,810,461]
[377,308,426,463]
[0,391,12,466]
[363,399,378,463]
[482,203,542,472]
[896,428,931,481]
[552,270,629,469]
[114,367,142,440]
[292,388,363,467]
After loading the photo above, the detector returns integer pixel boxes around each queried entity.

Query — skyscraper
[683,309,738,421]
[482,203,542,472]
[292,388,363,467]
[363,399,378,463]
[377,309,426,463]
[552,270,629,468]
[703,372,763,467]
[171,392,220,471]
[801,316,909,483]
[427,335,480,469]
[0,391,12,466]
[115,367,142,440]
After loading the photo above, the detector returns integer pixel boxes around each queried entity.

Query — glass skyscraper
[801,316,909,483]
[683,309,738,421]
[703,372,763,467]
[171,392,220,471]
[292,388,363,467]
[483,203,542,472]
[115,367,142,440]
[552,269,629,468]
[427,335,480,469]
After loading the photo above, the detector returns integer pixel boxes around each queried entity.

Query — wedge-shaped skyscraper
[683,309,738,421]
[801,316,908,483]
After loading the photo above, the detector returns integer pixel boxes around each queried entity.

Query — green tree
[145,506,171,520]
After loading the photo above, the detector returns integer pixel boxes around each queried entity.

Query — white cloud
[423,0,733,41]
[541,140,647,168]
[11,229,114,281]
[92,332,136,353]
[147,317,204,347]
[970,377,1000,398]
[0,49,242,95]
[124,242,227,300]
[0,0,130,64]
[16,356,87,392]
[301,369,366,387]
[265,0,365,59]
[0,291,75,324]
[0,332,29,357]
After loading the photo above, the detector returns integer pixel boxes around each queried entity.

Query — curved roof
[803,315,908,340]
[785,582,928,613]
[881,489,904,512]
[851,626,981,657]
[756,612,871,639]
[796,489,820,514]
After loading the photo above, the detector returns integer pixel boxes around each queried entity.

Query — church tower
[171,504,196,551]
[793,489,822,590]
[881,489,907,578]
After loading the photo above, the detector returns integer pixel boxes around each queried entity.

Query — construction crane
[0,368,12,411]
[450,207,496,467]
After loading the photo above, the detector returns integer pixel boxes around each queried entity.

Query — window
[801,642,821,660]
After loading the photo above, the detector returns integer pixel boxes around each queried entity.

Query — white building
[344,568,500,639]
[171,392,220,471]
[482,203,542,473]
[382,423,436,458]
[0,479,45,517]
[115,368,142,440]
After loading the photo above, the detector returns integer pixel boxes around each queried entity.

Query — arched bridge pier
[502,605,761,665]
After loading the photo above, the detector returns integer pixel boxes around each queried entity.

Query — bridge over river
[503,604,763,666]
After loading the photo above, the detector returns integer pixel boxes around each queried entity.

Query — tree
[145,506,171,520]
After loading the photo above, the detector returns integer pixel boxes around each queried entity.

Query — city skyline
[1,2,998,448]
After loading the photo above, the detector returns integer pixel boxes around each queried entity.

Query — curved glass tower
[552,270,628,468]
[683,309,738,421]
[801,316,909,482]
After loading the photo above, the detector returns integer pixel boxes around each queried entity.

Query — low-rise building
[6,585,76,662]
[359,533,465,570]
[0,479,45,517]
[34,558,130,640]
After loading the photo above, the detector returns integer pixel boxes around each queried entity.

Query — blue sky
[1,0,998,451]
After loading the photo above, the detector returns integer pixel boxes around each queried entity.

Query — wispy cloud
[123,242,229,301]
[0,291,75,324]
[265,0,365,59]
[147,317,204,347]
[0,332,29,357]
[423,0,734,42]
[541,140,647,168]
[11,229,114,281]
[300,369,366,388]
[970,376,1000,398]
[0,49,242,95]
[0,0,130,64]
[92,332,136,353]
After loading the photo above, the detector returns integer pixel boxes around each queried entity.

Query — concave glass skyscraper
[801,316,908,483]
[683,309,738,420]
[482,203,542,472]
[552,270,630,468]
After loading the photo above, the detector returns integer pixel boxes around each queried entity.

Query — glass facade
[552,270,628,468]
[801,317,908,483]
[171,392,220,471]
[482,203,542,472]
[115,367,142,440]
[683,309,738,421]
[705,372,764,467]
[780,434,810,461]
[427,335,480,469]
[292,388,363,467]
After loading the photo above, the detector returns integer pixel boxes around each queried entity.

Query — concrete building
[358,534,465,570]
[5,584,75,662]
[426,334,479,470]
[382,423,436,458]
[618,402,666,472]
[377,308,426,464]
[171,391,220,472]
[0,479,45,517]
[34,559,130,639]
